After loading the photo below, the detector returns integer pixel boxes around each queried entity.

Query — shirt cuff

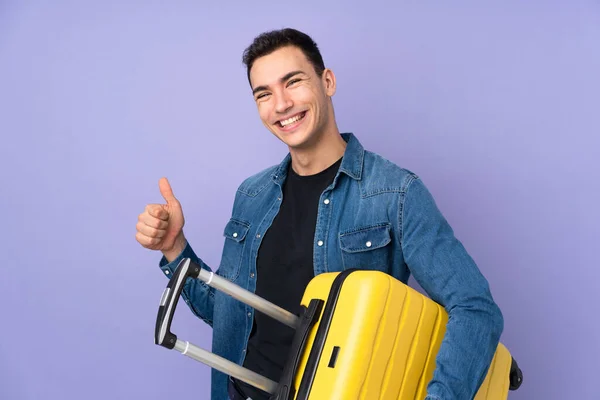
[158,241,197,278]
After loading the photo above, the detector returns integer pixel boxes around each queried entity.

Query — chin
[282,130,317,150]
[270,126,310,149]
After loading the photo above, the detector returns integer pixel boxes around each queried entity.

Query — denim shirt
[159,132,504,400]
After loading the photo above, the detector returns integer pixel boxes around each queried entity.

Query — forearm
[425,297,504,399]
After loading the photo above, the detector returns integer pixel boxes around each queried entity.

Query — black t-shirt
[235,157,342,399]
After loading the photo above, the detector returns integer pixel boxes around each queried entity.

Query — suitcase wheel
[509,357,523,390]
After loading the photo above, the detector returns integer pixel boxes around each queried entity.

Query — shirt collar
[271,132,364,183]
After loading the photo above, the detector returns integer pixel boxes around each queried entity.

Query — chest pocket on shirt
[218,218,250,281]
[339,223,392,271]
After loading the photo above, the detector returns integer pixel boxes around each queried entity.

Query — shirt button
[323,199,330,205]
[164,270,170,275]
[317,240,324,246]
[256,234,261,238]
[250,273,255,278]
[233,232,238,238]
[366,241,372,247]
[247,312,252,317]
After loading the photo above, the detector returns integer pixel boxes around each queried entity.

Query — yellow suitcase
[289,269,521,399]
[155,259,523,399]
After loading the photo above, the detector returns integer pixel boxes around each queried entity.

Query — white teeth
[280,113,304,127]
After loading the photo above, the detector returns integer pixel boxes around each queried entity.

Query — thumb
[159,177,178,205]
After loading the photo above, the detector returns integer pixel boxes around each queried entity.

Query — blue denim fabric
[159,132,503,400]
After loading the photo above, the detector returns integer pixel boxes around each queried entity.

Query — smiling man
[249,43,346,176]
[136,28,504,400]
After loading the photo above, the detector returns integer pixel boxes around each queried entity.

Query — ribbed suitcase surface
[291,270,512,400]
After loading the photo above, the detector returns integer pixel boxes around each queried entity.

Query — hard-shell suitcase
[155,258,523,399]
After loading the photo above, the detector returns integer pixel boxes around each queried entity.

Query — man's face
[249,46,336,150]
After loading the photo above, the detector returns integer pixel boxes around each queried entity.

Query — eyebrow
[252,70,305,95]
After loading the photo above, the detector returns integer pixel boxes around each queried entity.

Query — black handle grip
[154,258,201,349]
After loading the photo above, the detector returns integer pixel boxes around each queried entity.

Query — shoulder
[360,149,420,196]
[235,164,279,197]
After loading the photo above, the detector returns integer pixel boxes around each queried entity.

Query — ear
[321,68,336,97]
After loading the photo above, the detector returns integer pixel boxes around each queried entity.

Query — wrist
[162,233,187,262]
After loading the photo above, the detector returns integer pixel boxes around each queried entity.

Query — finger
[136,231,161,247]
[139,210,169,229]
[136,221,167,239]
[159,177,178,205]
[145,204,169,221]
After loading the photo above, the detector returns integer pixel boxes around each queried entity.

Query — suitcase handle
[155,258,279,393]
[154,257,201,349]
[154,258,328,398]
[155,258,301,347]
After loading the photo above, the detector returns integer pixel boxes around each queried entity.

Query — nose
[274,89,293,114]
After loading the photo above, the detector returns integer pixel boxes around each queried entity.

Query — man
[136,28,504,400]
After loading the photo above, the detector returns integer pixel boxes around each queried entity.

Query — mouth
[276,111,307,132]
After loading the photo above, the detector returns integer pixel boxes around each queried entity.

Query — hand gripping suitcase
[155,258,523,399]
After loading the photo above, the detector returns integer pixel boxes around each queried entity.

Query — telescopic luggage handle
[154,258,323,399]
[155,258,300,347]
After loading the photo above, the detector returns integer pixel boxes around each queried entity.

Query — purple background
[1,2,598,399]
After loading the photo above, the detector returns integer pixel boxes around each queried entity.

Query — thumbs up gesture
[136,177,186,259]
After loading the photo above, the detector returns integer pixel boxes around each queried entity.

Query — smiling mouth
[277,111,307,128]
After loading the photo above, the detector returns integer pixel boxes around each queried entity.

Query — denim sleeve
[159,241,215,327]
[400,176,504,399]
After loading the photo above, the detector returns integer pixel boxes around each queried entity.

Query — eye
[256,92,270,100]
[287,78,301,87]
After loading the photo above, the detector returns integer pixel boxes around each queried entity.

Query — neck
[289,128,346,176]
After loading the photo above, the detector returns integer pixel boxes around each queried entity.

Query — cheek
[298,88,318,104]
[257,103,272,125]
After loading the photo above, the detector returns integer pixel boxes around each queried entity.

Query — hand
[136,177,186,260]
